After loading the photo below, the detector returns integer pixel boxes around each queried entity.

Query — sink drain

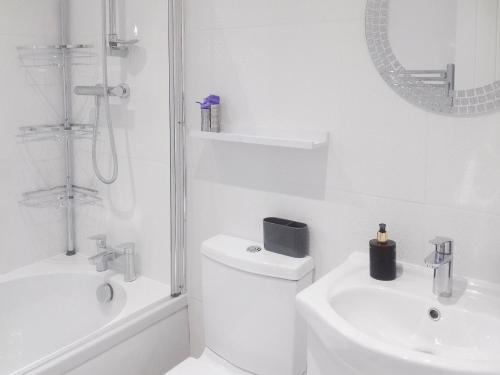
[428,307,441,321]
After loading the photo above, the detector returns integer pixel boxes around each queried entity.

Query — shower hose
[92,0,119,185]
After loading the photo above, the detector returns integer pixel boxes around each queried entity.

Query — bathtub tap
[89,234,137,282]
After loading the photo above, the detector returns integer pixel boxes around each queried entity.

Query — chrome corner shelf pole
[169,0,186,297]
[60,0,76,256]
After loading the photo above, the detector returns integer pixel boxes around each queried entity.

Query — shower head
[105,0,139,57]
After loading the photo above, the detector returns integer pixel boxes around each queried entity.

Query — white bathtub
[0,254,189,375]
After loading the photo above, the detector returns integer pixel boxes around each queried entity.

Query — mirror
[366,0,500,116]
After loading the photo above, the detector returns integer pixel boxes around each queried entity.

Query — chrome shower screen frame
[169,0,186,297]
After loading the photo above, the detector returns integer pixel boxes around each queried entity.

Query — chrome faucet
[88,234,137,282]
[424,237,453,297]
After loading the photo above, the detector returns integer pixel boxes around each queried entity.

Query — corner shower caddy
[17,43,101,255]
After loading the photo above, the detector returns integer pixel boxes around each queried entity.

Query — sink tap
[88,234,137,282]
[425,237,453,297]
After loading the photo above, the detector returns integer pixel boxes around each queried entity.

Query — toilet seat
[166,349,251,375]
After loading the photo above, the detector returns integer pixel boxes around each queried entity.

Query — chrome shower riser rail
[106,0,139,57]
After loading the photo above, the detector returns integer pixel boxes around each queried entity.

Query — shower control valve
[74,84,130,99]
[109,83,130,98]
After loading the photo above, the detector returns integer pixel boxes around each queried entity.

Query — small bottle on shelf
[197,95,221,132]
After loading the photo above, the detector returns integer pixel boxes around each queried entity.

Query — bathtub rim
[22,293,188,375]
[1,254,188,375]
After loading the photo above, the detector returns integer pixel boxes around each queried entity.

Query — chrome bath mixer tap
[88,234,137,282]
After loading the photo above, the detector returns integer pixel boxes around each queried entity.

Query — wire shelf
[18,123,94,142]
[17,44,96,69]
[20,185,101,209]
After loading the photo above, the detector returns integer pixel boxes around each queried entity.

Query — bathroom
[1,0,499,374]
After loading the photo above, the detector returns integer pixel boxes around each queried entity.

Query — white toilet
[167,234,314,375]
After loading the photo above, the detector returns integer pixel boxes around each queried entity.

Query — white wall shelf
[191,129,329,150]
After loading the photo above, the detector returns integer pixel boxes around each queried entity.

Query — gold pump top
[377,223,388,243]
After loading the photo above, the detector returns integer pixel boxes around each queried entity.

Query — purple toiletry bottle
[207,95,221,132]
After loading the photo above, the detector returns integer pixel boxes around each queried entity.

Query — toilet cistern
[165,235,314,375]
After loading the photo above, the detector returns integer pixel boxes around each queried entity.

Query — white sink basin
[296,252,500,375]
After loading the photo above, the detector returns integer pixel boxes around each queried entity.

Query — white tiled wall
[68,0,172,284]
[0,0,65,274]
[185,0,500,356]
[1,0,171,284]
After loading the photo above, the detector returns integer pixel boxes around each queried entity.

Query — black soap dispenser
[369,223,396,281]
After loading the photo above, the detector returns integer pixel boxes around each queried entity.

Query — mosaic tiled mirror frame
[365,0,500,116]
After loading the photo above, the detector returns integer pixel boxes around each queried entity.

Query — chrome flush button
[246,246,262,253]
